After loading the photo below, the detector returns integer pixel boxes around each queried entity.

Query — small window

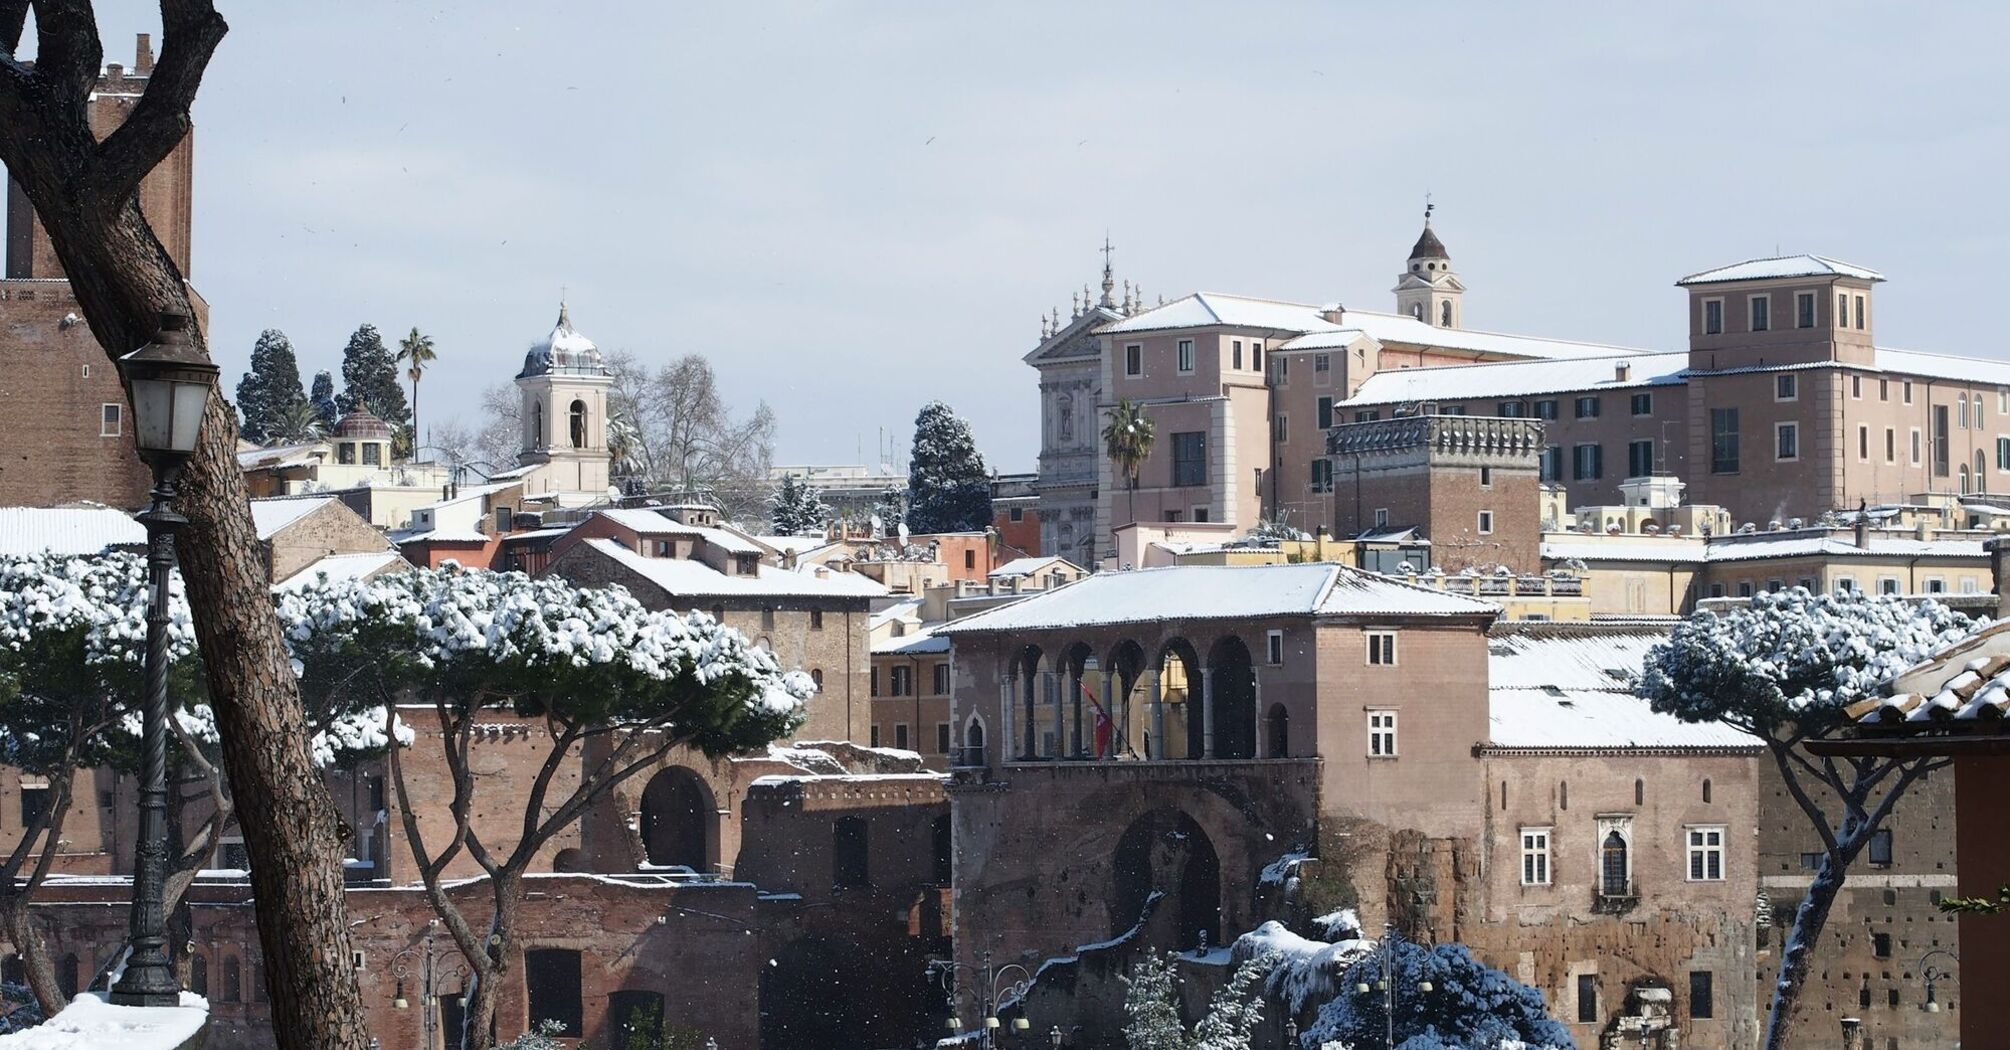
[1577,974,1598,1024]
[496,507,513,533]
[1703,299,1724,336]
[1775,374,1797,401]
[17,785,49,829]
[1009,506,1023,521]
[1687,826,1725,881]
[810,609,824,630]
[1367,710,1397,757]
[1878,577,1901,595]
[1125,344,1142,376]
[1737,581,1754,598]
[1855,294,1867,330]
[1480,465,1493,487]
[1689,971,1715,1020]
[1317,396,1334,430]
[362,442,383,466]
[1796,291,1816,329]
[1858,426,1869,461]
[1477,510,1494,535]
[1534,399,1558,420]
[869,725,880,746]
[760,607,776,631]
[1574,396,1601,419]
[1630,393,1652,416]
[933,663,950,695]
[894,723,910,750]
[1176,339,1195,373]
[99,403,122,437]
[964,549,976,570]
[1373,507,1389,528]
[1231,340,1243,370]
[1171,431,1207,487]
[1628,439,1655,478]
[1872,931,1893,959]
[1750,294,1771,332]
[1573,443,1603,481]
[1265,629,1284,666]
[1309,458,1334,493]
[1868,828,1894,866]
[1904,380,1914,404]
[1835,576,1857,593]
[1776,422,1800,461]
[1520,828,1551,886]
[936,722,951,755]
[1886,428,1896,462]
[1367,632,1397,666]
[1273,415,1288,442]
[1852,374,1863,399]
[1252,342,1263,369]
[1839,291,1849,327]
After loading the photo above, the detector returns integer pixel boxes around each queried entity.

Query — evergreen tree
[872,485,907,534]
[768,473,828,536]
[234,329,308,444]
[334,323,411,428]
[309,371,340,431]
[1123,950,1278,1050]
[905,401,990,533]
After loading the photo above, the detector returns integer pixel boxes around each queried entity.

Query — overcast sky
[69,2,2010,472]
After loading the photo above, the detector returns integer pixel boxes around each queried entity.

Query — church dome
[332,408,393,441]
[1409,223,1449,262]
[517,302,610,379]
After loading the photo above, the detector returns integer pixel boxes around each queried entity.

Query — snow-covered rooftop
[1343,351,1688,407]
[1545,531,1988,566]
[582,538,886,599]
[274,551,404,592]
[593,509,766,556]
[236,441,323,470]
[874,626,950,656]
[0,505,144,555]
[988,555,1076,579]
[939,563,1496,635]
[1853,621,2010,726]
[248,495,333,539]
[516,301,609,379]
[1675,254,1884,286]
[1485,625,1760,750]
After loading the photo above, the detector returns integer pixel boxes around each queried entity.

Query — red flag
[1082,679,1115,758]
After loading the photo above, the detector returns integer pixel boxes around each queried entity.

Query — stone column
[999,676,1013,763]
[1069,667,1084,758]
[1200,667,1216,759]
[1100,670,1118,759]
[1149,669,1165,760]
[1252,674,1266,757]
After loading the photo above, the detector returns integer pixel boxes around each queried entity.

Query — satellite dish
[897,521,910,548]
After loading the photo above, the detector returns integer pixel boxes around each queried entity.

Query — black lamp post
[109,313,217,1007]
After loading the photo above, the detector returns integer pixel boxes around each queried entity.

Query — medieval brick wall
[0,281,151,508]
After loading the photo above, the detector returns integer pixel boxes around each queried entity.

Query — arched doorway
[1112,809,1221,950]
[1154,639,1200,760]
[640,767,712,871]
[1266,703,1289,758]
[1206,636,1257,759]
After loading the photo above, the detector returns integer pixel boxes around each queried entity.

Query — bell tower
[1392,200,1464,329]
[514,302,613,504]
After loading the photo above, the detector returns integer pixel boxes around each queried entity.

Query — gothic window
[1440,300,1452,327]
[569,399,588,449]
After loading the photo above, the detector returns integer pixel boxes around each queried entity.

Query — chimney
[1615,362,1632,382]
[135,33,155,75]
[1321,305,1346,325]
[1917,519,1933,542]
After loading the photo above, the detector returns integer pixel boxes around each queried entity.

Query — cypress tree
[309,371,340,431]
[334,323,411,428]
[234,329,308,444]
[906,401,991,534]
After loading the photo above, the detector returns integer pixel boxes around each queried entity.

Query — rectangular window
[1689,971,1715,1020]
[890,666,912,697]
[936,723,951,754]
[1880,378,1890,401]
[1171,431,1207,487]
[1872,932,1892,959]
[1630,392,1652,416]
[1354,410,1380,423]
[1834,576,1857,593]
[1534,399,1559,420]
[1703,299,1723,335]
[1520,828,1551,886]
[1480,465,1493,488]
[1274,415,1288,443]
[1266,630,1284,665]
[1858,426,1869,461]
[1367,632,1397,666]
[362,443,383,466]
[869,667,879,697]
[98,403,122,437]
[869,724,880,747]
[1498,400,1526,417]
[1192,506,1210,523]
[1926,577,1946,594]
[1933,405,1950,476]
[1578,975,1598,1024]
[1540,446,1563,483]
[1868,828,1894,866]
[1749,294,1770,332]
[1886,428,1896,462]
[1961,395,1971,429]
[933,663,950,695]
[1232,339,1243,370]
[1796,291,1816,329]
[1776,422,1799,462]
[1687,827,1725,881]
[1314,353,1331,377]
[1367,710,1397,756]
[1373,508,1389,528]
[1628,439,1655,478]
[1852,374,1863,399]
[1573,443,1603,481]
[1575,396,1601,419]
[810,609,824,629]
[1775,374,1797,401]
[1904,380,1914,404]
[1998,437,2010,471]
[525,949,584,1038]
[1309,458,1333,493]
[1125,344,1142,376]
[1879,577,1901,595]
[1737,582,1753,598]
[1911,427,1922,465]
[1710,408,1740,474]
[18,784,49,829]
[1477,510,1494,535]
[1253,342,1263,369]
[1855,294,1866,330]
[1317,396,1334,430]
[894,723,910,750]
[1176,339,1194,373]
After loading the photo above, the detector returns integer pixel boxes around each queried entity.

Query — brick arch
[640,765,716,871]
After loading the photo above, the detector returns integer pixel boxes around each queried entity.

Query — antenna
[1424,192,1434,224]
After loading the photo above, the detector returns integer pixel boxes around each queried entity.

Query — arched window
[1703,778,1713,804]
[530,402,543,447]
[1559,781,1569,810]
[1411,303,1424,321]
[1601,831,1629,896]
[809,668,824,690]
[833,816,870,889]
[223,956,242,1003]
[963,717,986,765]
[1979,450,1989,493]
[1960,464,1972,494]
[189,954,208,998]
[1634,778,1644,806]
[1500,781,1508,809]
[1440,300,1453,327]
[569,399,588,449]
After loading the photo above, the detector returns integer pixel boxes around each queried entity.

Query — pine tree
[335,323,411,428]
[906,401,991,534]
[768,473,828,536]
[234,329,308,444]
[309,371,341,431]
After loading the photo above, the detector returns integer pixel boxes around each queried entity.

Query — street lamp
[392,932,469,1050]
[109,312,218,1008]
[1049,1025,1063,1049]
[930,952,1034,1050]
[1920,948,1958,1013]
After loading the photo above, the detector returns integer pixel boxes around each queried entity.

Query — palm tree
[396,327,437,459]
[1102,398,1155,533]
[266,398,326,446]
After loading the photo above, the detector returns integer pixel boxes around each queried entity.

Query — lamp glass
[393,996,409,1010]
[169,380,208,452]
[1419,980,1434,992]
[985,1017,1000,1029]
[1355,981,1370,994]
[130,377,176,452]
[946,1017,961,1030]
[1013,1017,1030,1031]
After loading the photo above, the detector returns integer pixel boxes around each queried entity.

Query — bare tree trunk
[1765,850,1846,1050]
[464,880,520,1050]
[0,7,369,1045]
[0,771,75,1015]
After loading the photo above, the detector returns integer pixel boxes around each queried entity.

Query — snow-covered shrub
[1122,950,1278,1050]
[1311,935,1572,1050]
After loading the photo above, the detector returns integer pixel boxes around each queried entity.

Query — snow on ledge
[0,991,207,1049]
